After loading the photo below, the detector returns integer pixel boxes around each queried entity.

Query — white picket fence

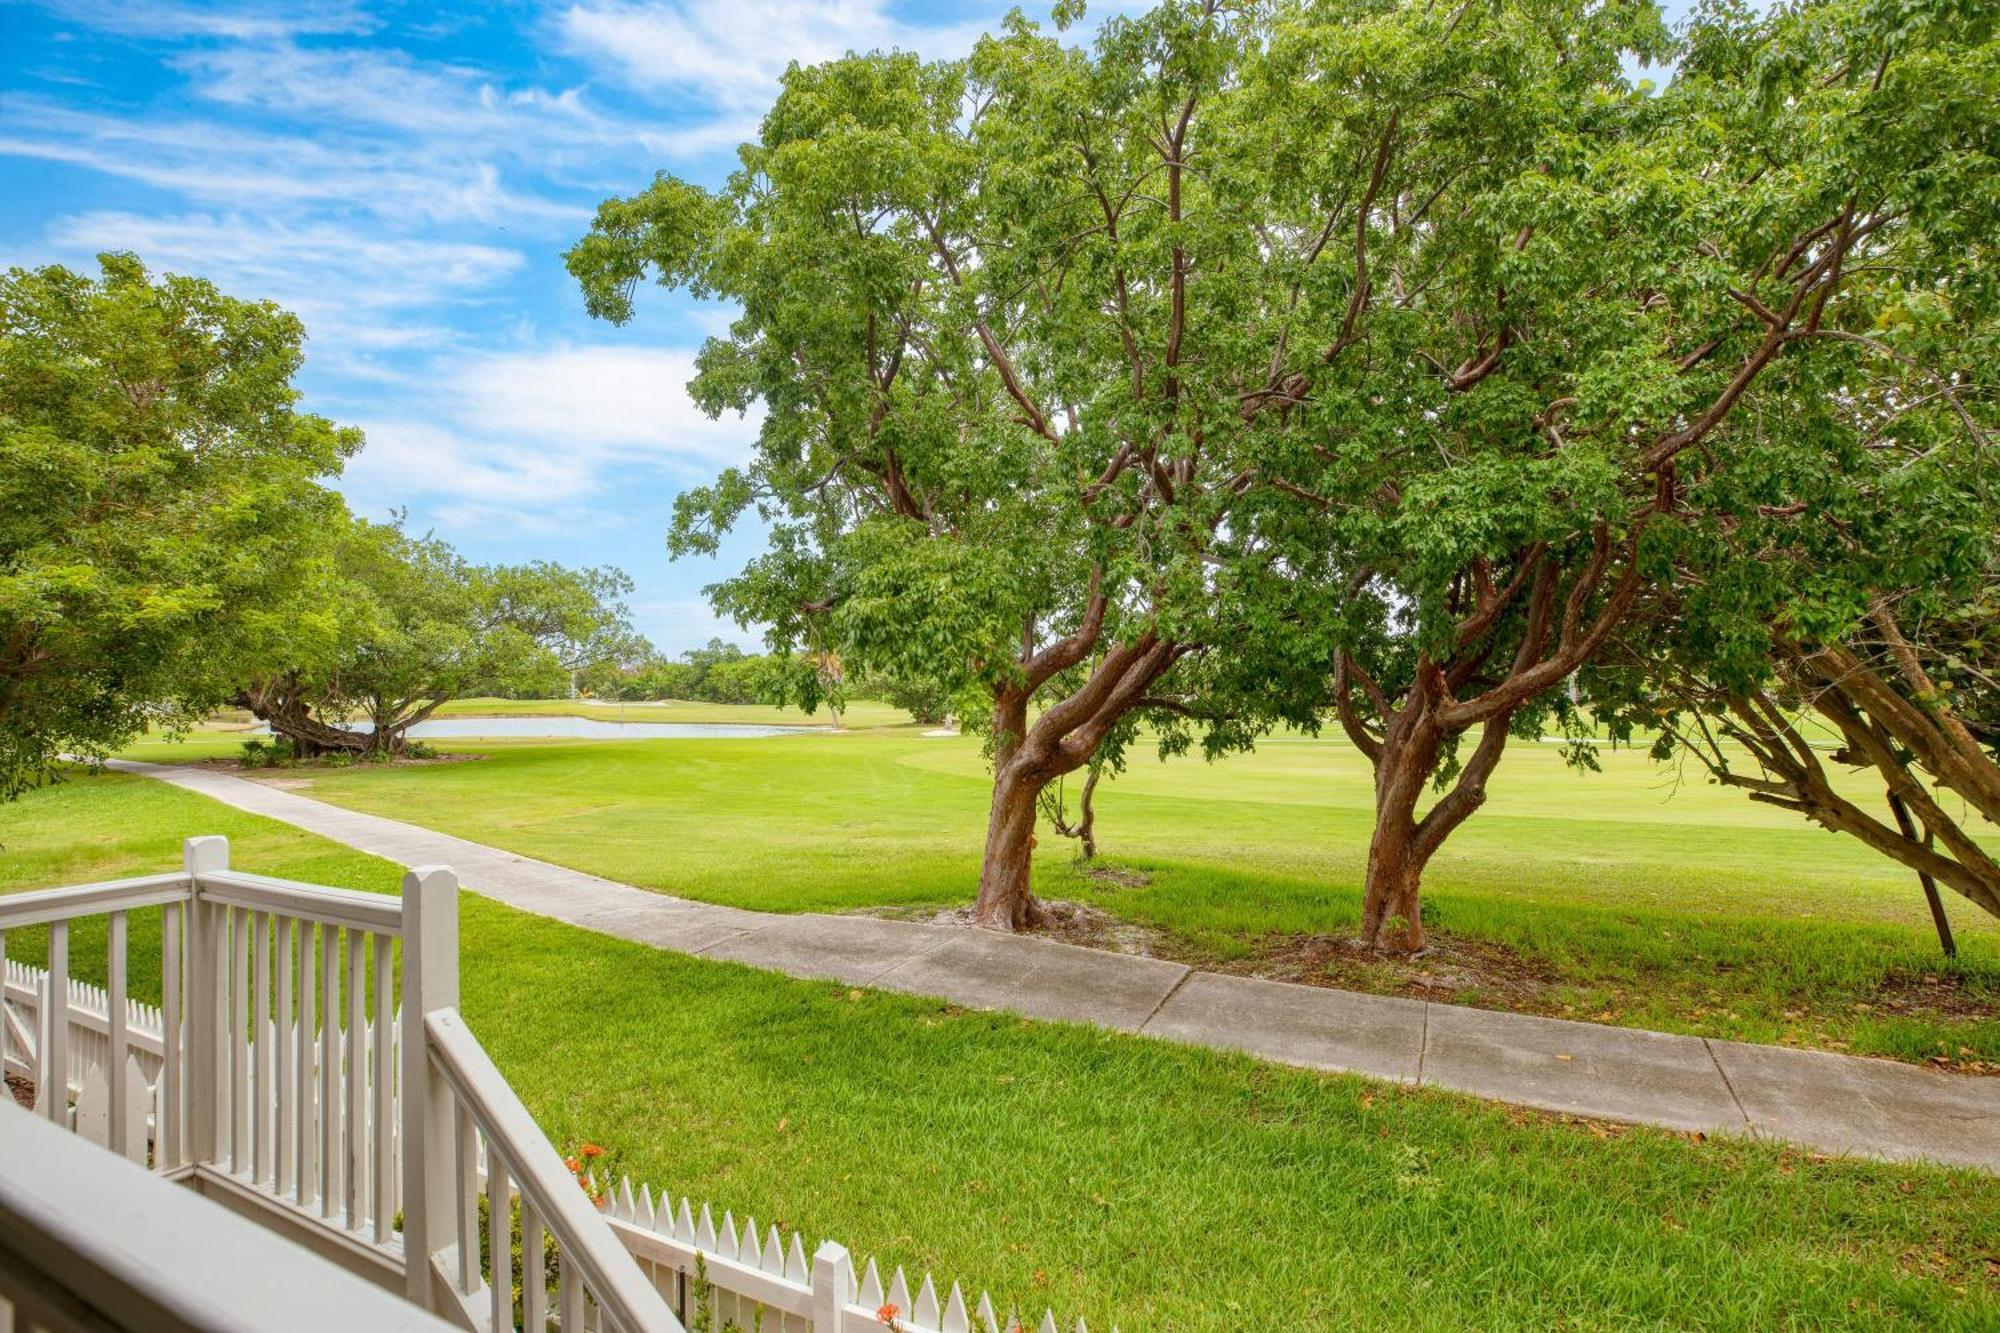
[3,955,166,1096]
[2,953,402,1197]
[601,1178,1104,1333]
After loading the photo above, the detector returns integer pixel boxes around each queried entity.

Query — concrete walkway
[111,759,2000,1173]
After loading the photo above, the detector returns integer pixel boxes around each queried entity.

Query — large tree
[243,517,636,756]
[569,2,1343,927]
[1599,307,2000,936]
[0,254,357,796]
[1262,0,1996,951]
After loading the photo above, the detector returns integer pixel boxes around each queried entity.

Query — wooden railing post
[183,836,229,1167]
[399,866,459,1312]
[812,1240,852,1332]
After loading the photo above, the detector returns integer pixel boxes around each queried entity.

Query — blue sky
[0,0,1031,653]
[1,0,1687,655]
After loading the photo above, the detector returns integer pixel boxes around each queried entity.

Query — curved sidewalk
[111,759,2000,1173]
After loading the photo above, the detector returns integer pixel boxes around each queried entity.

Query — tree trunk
[1358,709,1440,953]
[1039,763,1103,861]
[241,686,368,758]
[1354,693,1514,955]
[1360,821,1427,953]
[968,631,1183,930]
[972,758,1051,930]
[368,696,449,757]
[1072,765,1100,861]
[1887,789,1956,957]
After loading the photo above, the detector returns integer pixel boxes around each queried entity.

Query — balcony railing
[0,837,682,1333]
[0,1095,459,1332]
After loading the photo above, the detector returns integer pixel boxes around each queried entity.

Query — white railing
[0,1096,458,1333]
[0,871,188,1170]
[422,1009,679,1333]
[0,838,681,1333]
[3,955,403,1212]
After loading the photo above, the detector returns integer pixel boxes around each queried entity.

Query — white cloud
[447,346,754,464]
[40,210,525,374]
[0,97,583,228]
[48,210,522,301]
[557,0,991,114]
[37,0,375,40]
[345,419,592,510]
[177,42,620,152]
[338,345,759,529]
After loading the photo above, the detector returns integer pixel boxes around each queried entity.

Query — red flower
[877,1304,900,1325]
[580,1143,605,1158]
[565,1156,582,1173]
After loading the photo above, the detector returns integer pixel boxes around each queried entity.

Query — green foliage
[568,0,1387,749]
[0,254,357,796]
[1573,0,2000,901]
[237,737,298,770]
[245,515,637,750]
[581,637,802,706]
[846,667,954,725]
[687,1254,761,1333]
[474,1189,559,1326]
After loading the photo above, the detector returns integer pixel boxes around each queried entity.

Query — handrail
[423,1007,683,1333]
[0,873,189,928]
[0,1097,456,1333]
[196,867,405,935]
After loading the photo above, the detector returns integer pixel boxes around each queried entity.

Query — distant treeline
[571,638,949,722]
[574,638,788,705]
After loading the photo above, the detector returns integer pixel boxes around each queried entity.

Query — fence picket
[74,1060,109,1147]
[44,923,69,1125]
[522,1200,547,1331]
[0,928,9,1083]
[345,928,365,1229]
[858,1258,883,1311]
[372,934,393,1242]
[888,1269,912,1323]
[455,1103,478,1294]
[276,916,294,1195]
[560,1253,584,1333]
[107,912,129,1155]
[490,1155,513,1333]
[231,906,250,1173]
[253,911,271,1186]
[297,919,317,1206]
[161,902,182,1168]
[320,923,339,1219]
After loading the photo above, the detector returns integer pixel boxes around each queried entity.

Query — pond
[254,717,829,741]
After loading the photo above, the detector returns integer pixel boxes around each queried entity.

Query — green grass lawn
[4,770,1997,1329]
[120,725,2000,1068]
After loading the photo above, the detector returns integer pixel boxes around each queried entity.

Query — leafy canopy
[0,254,357,795]
[267,515,638,734]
